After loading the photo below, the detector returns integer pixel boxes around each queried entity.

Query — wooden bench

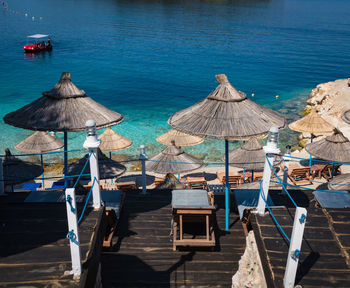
[186,176,208,190]
[116,181,137,191]
[217,171,242,188]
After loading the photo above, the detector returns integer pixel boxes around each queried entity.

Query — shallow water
[1,0,350,159]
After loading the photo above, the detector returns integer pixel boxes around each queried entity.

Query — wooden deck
[101,189,246,287]
[250,190,350,288]
[0,193,105,287]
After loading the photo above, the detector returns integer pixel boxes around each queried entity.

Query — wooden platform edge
[79,206,107,288]
[250,213,277,288]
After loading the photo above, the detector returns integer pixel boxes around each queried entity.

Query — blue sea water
[1,0,350,159]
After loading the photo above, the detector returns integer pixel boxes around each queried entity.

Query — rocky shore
[296,78,350,149]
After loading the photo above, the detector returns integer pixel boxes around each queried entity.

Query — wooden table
[172,190,216,251]
[310,164,325,179]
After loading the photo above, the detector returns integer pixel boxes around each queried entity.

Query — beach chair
[171,190,216,251]
[100,190,125,249]
[116,181,137,191]
[186,176,208,190]
[217,171,242,188]
[14,182,41,192]
[154,176,165,187]
[288,166,312,185]
[45,180,66,191]
[320,164,342,181]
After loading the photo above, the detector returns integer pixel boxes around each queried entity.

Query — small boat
[24,34,52,53]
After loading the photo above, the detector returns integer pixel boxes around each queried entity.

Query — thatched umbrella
[146,142,203,174]
[3,72,124,186]
[289,109,334,165]
[305,129,350,163]
[15,131,64,187]
[67,148,126,179]
[2,149,43,186]
[328,174,350,191]
[15,131,64,154]
[342,110,350,124]
[98,127,132,158]
[168,74,286,230]
[225,137,282,172]
[156,129,204,147]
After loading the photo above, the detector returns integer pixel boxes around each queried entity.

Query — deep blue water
[1,0,350,158]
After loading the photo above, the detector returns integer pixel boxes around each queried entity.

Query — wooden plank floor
[0,199,103,287]
[251,190,350,288]
[101,190,246,287]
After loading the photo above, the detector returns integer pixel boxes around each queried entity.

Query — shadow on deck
[101,189,246,287]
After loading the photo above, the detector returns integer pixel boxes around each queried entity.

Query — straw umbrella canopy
[156,129,204,147]
[328,174,350,191]
[168,74,286,140]
[289,109,334,135]
[15,131,64,187]
[67,148,126,179]
[98,127,132,157]
[2,149,43,185]
[3,72,124,184]
[146,142,203,174]
[305,129,350,163]
[225,137,282,171]
[15,131,64,154]
[342,110,350,124]
[168,74,286,230]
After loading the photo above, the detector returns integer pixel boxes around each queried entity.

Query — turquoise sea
[1,0,350,160]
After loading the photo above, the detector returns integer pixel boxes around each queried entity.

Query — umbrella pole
[64,131,68,188]
[225,140,230,231]
[309,134,314,166]
[41,154,44,188]
[109,152,112,159]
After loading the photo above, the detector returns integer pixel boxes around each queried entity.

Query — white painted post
[257,127,281,216]
[65,188,82,276]
[283,207,307,288]
[83,120,102,209]
[139,145,147,195]
[282,145,292,195]
[0,157,4,195]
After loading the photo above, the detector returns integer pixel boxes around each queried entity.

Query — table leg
[173,218,177,251]
[206,215,209,241]
[180,215,183,241]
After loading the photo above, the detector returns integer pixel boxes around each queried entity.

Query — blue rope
[73,152,93,188]
[77,177,95,224]
[266,155,298,208]
[66,195,75,213]
[279,154,350,165]
[270,180,350,195]
[67,230,80,246]
[259,181,291,243]
[0,148,85,158]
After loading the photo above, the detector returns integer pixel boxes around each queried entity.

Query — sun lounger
[320,164,342,181]
[186,176,207,189]
[24,190,85,202]
[288,166,312,185]
[116,181,137,191]
[171,189,216,251]
[313,191,350,208]
[154,176,165,187]
[216,171,242,188]
[100,190,125,249]
[14,182,41,192]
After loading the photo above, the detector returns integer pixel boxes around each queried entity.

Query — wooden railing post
[65,188,82,276]
[283,207,307,288]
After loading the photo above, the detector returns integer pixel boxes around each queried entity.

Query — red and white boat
[24,34,52,53]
